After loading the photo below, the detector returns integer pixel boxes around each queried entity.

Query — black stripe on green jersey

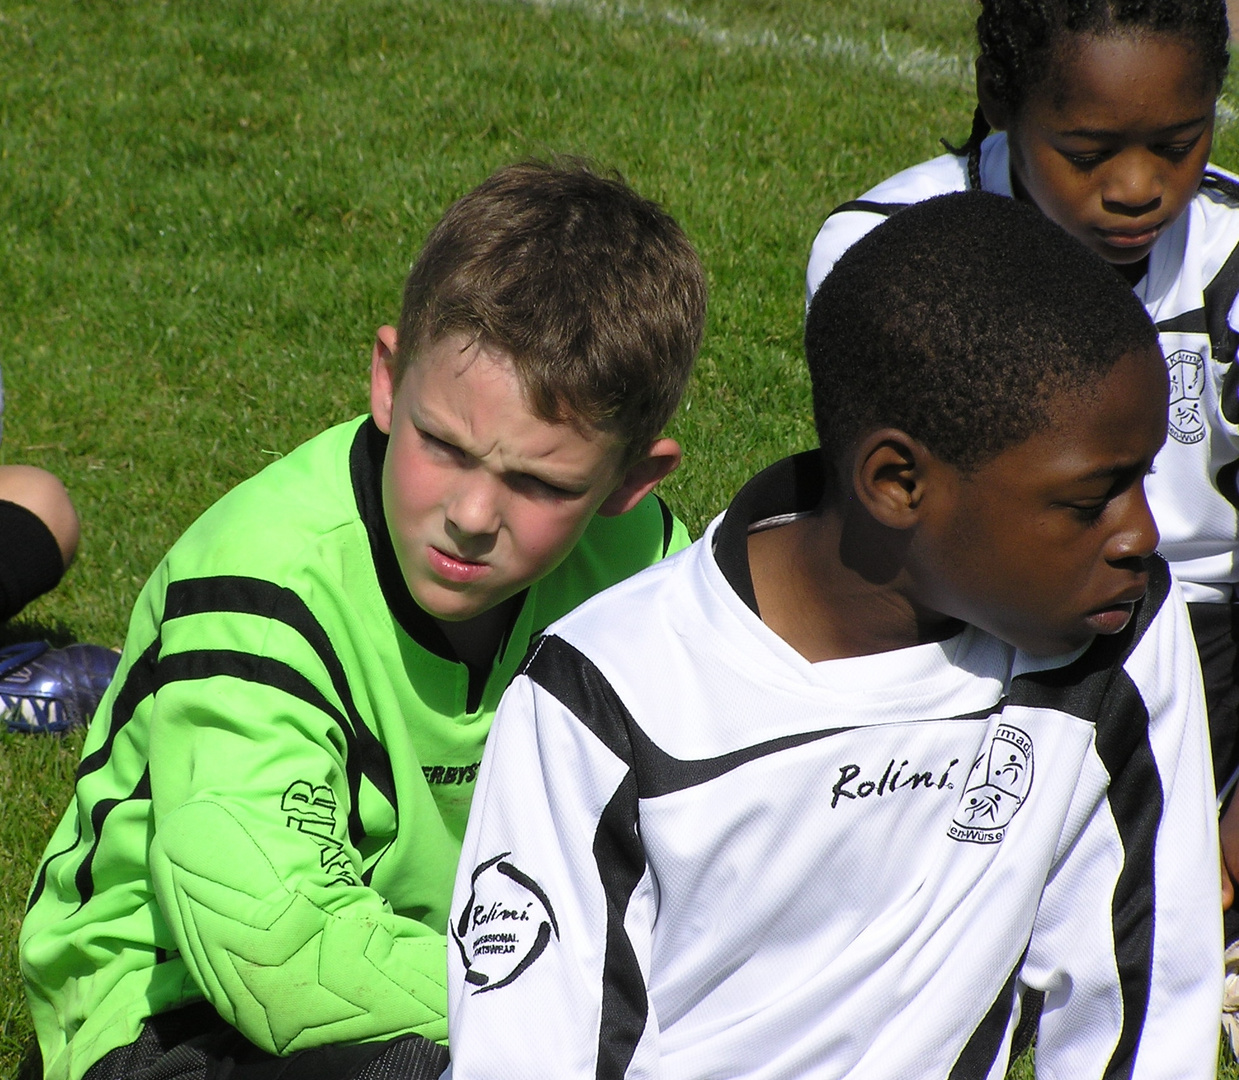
[78,637,162,784]
[26,820,79,914]
[74,767,151,914]
[360,840,395,887]
[26,637,163,913]
[33,572,401,913]
[159,574,398,825]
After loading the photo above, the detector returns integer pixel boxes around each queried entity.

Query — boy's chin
[998,625,1096,659]
[409,583,520,626]
[965,610,1097,659]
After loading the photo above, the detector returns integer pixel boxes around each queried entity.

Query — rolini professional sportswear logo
[949,724,1034,844]
[452,852,559,993]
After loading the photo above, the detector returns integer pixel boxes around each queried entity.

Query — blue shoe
[0,641,121,733]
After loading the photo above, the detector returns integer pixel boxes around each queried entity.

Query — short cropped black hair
[805,191,1158,472]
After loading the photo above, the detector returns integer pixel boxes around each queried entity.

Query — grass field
[2,0,1238,1076]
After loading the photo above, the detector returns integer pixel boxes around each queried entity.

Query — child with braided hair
[807,2,1239,1014]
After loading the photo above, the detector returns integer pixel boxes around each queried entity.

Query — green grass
[1,0,1237,1076]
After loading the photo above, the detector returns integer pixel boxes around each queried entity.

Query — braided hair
[948,0,1230,192]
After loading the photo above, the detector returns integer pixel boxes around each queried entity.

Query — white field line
[486,0,1238,128]
[491,0,972,87]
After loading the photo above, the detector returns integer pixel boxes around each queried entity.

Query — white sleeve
[447,664,660,1080]
[1025,584,1221,1080]
[805,208,889,305]
[806,151,975,304]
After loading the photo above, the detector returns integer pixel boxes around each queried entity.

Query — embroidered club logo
[452,852,559,993]
[1166,349,1205,444]
[949,724,1034,844]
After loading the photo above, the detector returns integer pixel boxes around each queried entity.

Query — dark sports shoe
[0,641,121,734]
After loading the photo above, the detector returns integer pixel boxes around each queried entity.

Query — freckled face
[371,334,628,623]
[909,348,1168,656]
[1002,33,1215,266]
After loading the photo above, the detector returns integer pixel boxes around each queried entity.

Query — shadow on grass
[14,1038,41,1080]
[0,621,83,651]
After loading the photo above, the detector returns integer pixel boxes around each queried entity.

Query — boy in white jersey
[804,1,1239,936]
[445,193,1221,1080]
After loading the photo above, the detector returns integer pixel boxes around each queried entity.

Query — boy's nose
[1107,486,1160,565]
[445,477,502,539]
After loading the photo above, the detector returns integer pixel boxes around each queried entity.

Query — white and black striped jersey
[806,135,1239,605]
[446,451,1221,1080]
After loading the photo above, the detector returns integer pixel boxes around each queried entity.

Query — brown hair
[396,159,706,461]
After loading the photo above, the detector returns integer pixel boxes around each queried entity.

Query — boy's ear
[851,428,931,530]
[597,438,682,517]
[975,56,1009,131]
[370,325,400,435]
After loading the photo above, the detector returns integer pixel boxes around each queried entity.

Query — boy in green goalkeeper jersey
[20,160,706,1080]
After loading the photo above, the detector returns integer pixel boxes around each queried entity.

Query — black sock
[0,500,64,623]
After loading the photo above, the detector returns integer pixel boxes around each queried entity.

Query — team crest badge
[1166,349,1205,445]
[949,724,1034,844]
[452,852,559,993]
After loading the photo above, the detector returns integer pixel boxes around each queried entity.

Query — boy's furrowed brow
[506,459,598,493]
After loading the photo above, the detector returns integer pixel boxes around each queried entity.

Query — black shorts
[78,1003,449,1080]
[1187,601,1239,796]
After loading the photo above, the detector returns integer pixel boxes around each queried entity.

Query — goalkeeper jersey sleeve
[20,416,688,1080]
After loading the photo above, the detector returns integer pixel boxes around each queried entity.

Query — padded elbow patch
[151,800,449,1054]
[0,500,64,622]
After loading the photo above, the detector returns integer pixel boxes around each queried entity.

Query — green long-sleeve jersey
[20,417,688,1080]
